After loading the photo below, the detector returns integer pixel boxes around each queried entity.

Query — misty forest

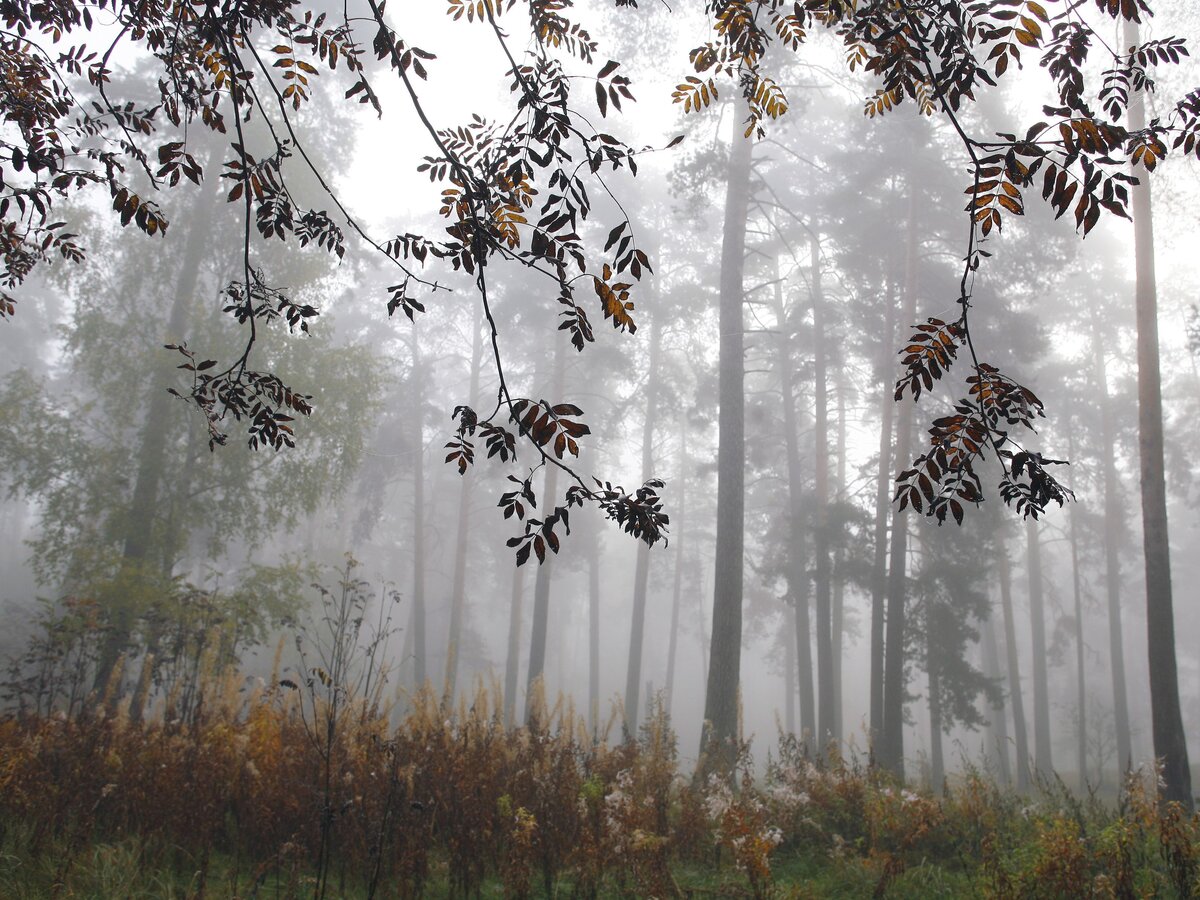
[3,0,1200,896]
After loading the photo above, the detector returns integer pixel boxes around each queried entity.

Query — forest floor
[2,683,1197,898]
[0,839,977,898]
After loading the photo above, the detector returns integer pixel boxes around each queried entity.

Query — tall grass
[2,572,1197,897]
[2,678,1198,897]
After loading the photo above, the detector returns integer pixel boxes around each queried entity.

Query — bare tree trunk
[624,319,663,735]
[982,607,1013,786]
[869,275,897,741]
[775,273,815,742]
[442,303,484,710]
[832,362,846,745]
[698,575,710,688]
[879,193,918,777]
[1066,439,1087,792]
[1094,328,1133,776]
[397,601,416,718]
[664,414,689,721]
[928,634,944,794]
[504,563,526,728]
[783,605,797,735]
[525,337,566,724]
[1000,543,1032,791]
[880,389,912,775]
[588,516,602,738]
[1026,518,1052,779]
[811,234,834,750]
[1126,18,1192,812]
[701,100,752,763]
[410,326,428,692]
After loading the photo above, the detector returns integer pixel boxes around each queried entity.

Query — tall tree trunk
[390,601,414,720]
[624,319,663,734]
[504,562,526,727]
[1093,326,1133,776]
[869,275,898,741]
[811,234,834,749]
[832,360,847,744]
[701,100,752,762]
[442,303,485,710]
[94,163,220,695]
[410,326,428,692]
[130,414,204,722]
[783,605,797,735]
[879,193,919,776]
[1066,434,1087,791]
[775,274,815,741]
[1026,518,1052,779]
[1000,541,1032,791]
[1126,19,1192,811]
[928,630,945,794]
[664,414,689,722]
[982,607,1013,786]
[588,515,602,738]
[793,576,815,742]
[525,336,567,724]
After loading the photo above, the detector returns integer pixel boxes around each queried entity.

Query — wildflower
[829,833,847,859]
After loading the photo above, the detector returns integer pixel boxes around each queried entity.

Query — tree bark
[928,633,945,794]
[1000,541,1032,791]
[588,515,602,738]
[1066,436,1087,791]
[783,605,797,736]
[624,319,663,735]
[1093,326,1133,776]
[1026,518,1052,779]
[775,273,815,741]
[664,413,689,722]
[701,100,752,764]
[524,336,566,724]
[811,234,834,750]
[442,303,484,709]
[981,606,1013,786]
[698,573,710,688]
[1126,18,1192,811]
[410,326,428,692]
[869,275,897,741]
[504,562,526,728]
[832,356,847,745]
[879,193,918,776]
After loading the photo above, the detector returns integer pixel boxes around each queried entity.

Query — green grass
[0,826,993,899]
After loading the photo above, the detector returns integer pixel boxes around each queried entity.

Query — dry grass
[2,663,1197,898]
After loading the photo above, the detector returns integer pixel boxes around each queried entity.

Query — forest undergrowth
[2,660,1199,900]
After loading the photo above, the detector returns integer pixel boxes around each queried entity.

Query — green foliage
[2,559,313,721]
[0,144,386,704]
[0,315,383,580]
[0,0,678,559]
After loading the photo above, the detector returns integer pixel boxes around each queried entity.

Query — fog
[3,0,1200,806]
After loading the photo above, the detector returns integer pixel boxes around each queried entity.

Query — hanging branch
[0,0,670,561]
[679,0,1199,522]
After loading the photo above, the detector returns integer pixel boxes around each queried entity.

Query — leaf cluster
[677,0,1198,523]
